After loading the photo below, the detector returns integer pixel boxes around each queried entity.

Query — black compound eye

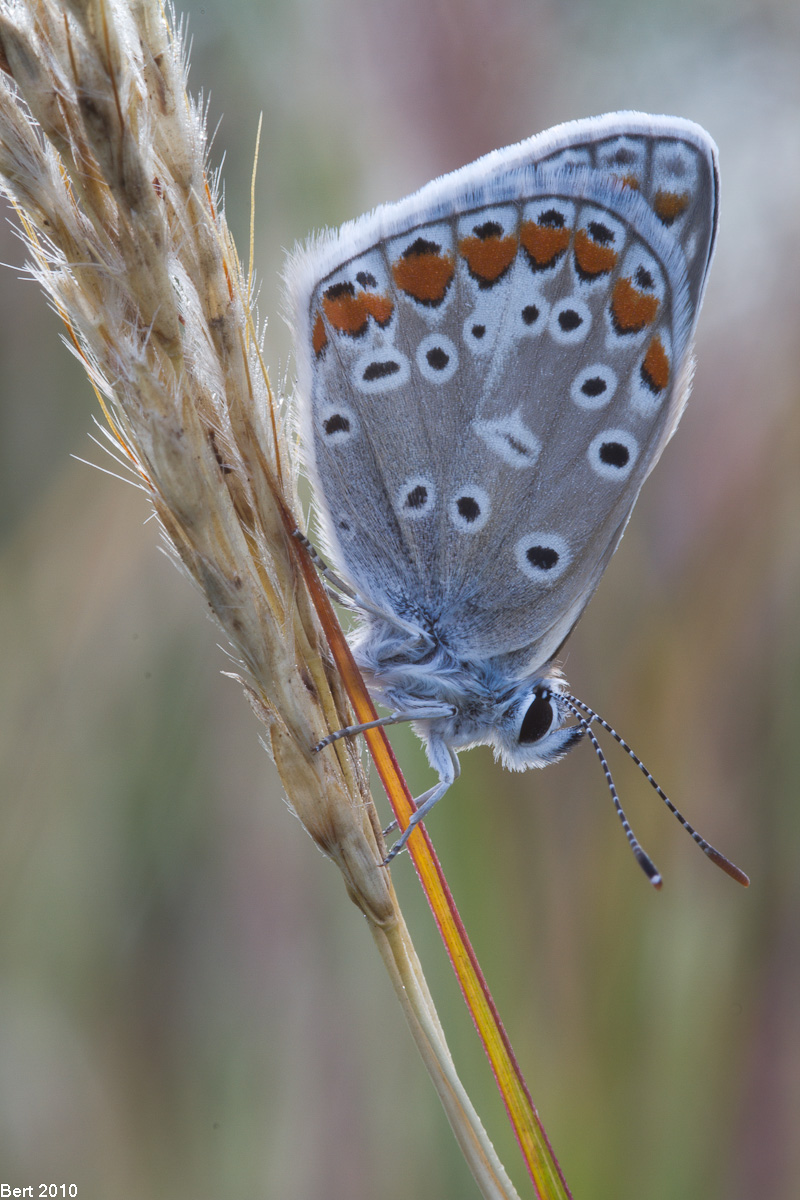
[518,689,554,744]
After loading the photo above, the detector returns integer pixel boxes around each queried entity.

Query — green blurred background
[1,0,798,1196]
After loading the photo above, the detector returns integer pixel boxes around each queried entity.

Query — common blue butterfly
[287,112,747,887]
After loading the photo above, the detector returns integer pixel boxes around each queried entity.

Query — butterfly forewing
[289,114,718,671]
[533,115,719,309]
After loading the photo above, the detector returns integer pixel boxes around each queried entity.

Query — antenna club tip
[707,848,750,887]
[637,852,662,889]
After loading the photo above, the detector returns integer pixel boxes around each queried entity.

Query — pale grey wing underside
[290,117,718,673]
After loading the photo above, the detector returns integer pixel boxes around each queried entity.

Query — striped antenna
[563,693,749,888]
[563,698,663,888]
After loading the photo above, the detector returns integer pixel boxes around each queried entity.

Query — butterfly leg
[383,739,461,863]
[313,704,455,753]
[291,529,362,605]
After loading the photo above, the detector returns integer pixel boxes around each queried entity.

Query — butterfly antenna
[564,693,749,888]
[564,699,662,888]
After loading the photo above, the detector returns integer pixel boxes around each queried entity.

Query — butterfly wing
[474,111,718,309]
[286,114,718,674]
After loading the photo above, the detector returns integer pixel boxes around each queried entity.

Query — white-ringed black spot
[397,476,436,520]
[323,413,350,436]
[319,404,357,443]
[515,532,569,581]
[463,312,497,354]
[549,298,591,343]
[417,332,458,383]
[599,441,629,467]
[559,309,582,331]
[539,208,565,227]
[587,429,638,480]
[426,346,450,371]
[448,486,490,532]
[570,363,617,409]
[363,359,400,382]
[355,270,377,288]
[528,545,559,569]
[517,294,549,336]
[355,349,410,393]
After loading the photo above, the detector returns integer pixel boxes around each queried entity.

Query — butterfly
[286,111,747,887]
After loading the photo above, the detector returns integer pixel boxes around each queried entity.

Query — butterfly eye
[518,688,554,744]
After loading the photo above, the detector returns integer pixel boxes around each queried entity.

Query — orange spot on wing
[321,285,394,338]
[613,172,640,190]
[363,293,394,325]
[611,277,660,333]
[459,233,518,284]
[312,310,328,357]
[653,189,690,225]
[573,228,618,277]
[519,220,571,269]
[322,286,368,335]
[641,335,670,393]
[392,241,455,305]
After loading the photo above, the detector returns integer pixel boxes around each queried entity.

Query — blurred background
[1,0,798,1197]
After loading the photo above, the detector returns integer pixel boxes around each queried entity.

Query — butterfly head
[490,681,584,771]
